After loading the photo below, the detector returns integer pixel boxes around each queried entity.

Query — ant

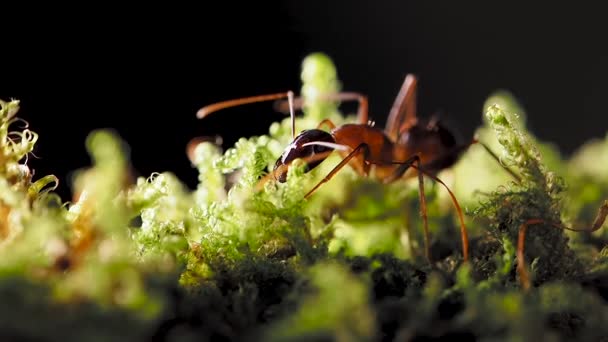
[197,73,608,287]
[197,74,485,264]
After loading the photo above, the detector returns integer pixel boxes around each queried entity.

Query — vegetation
[1,53,607,341]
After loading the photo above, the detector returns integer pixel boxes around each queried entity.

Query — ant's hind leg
[378,158,470,263]
[380,155,431,263]
[517,201,608,290]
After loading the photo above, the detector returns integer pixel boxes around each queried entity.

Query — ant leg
[275,92,369,125]
[317,119,337,131]
[378,159,470,262]
[380,155,431,263]
[517,201,608,290]
[386,74,418,142]
[304,143,370,199]
[516,218,544,291]
[414,167,469,263]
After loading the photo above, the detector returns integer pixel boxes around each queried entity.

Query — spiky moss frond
[0,107,174,338]
[55,130,174,319]
[2,52,608,341]
[128,172,194,266]
[473,104,580,286]
[449,91,563,221]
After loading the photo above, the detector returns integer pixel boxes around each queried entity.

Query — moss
[1,53,607,341]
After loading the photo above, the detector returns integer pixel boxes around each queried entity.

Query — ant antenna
[287,91,295,139]
[196,92,293,119]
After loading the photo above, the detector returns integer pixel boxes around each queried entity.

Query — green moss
[0,53,607,341]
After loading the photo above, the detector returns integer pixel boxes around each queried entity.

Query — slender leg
[379,155,431,263]
[386,74,418,142]
[275,92,370,125]
[517,201,608,290]
[304,143,370,199]
[516,218,544,291]
[375,158,470,263]
[415,168,469,263]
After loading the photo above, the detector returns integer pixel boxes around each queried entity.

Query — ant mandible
[197,74,479,264]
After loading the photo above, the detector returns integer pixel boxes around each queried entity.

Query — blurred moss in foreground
[1,52,607,341]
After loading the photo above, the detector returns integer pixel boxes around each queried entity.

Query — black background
[2,2,607,201]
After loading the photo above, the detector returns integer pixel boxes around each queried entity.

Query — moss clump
[1,53,607,341]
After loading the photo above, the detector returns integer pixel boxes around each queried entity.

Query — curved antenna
[196,92,289,119]
[287,91,295,139]
[197,91,297,140]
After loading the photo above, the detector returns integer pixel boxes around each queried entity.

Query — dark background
[2,2,607,201]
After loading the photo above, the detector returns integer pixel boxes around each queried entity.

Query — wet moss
[0,53,607,341]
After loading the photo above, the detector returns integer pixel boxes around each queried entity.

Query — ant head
[273,129,335,183]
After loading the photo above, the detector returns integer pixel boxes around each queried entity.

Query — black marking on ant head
[273,129,336,183]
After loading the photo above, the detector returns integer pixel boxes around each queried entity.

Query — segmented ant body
[198,74,473,263]
[197,73,608,288]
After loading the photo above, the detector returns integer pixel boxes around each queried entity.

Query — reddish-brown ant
[197,74,478,263]
[196,73,608,287]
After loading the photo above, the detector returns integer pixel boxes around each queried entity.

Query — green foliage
[1,53,607,341]
[265,261,377,342]
[474,104,581,286]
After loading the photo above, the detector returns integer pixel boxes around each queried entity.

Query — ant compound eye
[312,144,329,154]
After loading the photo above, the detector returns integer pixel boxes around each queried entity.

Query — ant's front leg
[304,143,370,199]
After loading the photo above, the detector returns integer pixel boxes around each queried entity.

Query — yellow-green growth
[475,105,580,286]
[266,261,376,341]
[300,52,343,121]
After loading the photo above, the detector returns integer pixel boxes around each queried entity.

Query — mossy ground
[1,53,608,341]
